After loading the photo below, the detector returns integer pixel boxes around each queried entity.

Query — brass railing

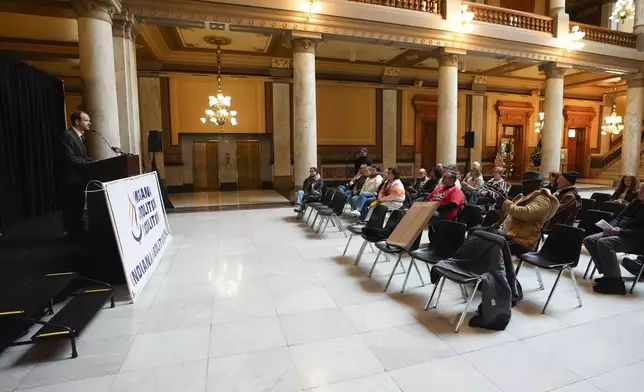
[463,2,552,33]
[347,0,442,15]
[571,23,636,48]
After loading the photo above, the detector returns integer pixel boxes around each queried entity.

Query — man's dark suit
[59,128,92,236]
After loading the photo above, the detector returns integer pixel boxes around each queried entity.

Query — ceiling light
[564,25,585,51]
[457,4,475,33]
[301,0,321,19]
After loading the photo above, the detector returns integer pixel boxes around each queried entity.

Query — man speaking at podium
[59,111,93,240]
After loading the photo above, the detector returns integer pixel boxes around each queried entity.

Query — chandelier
[458,4,475,32]
[601,104,624,135]
[610,0,635,23]
[564,25,585,51]
[535,112,545,133]
[301,0,321,19]
[200,36,237,131]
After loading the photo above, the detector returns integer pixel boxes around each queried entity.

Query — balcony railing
[347,0,442,15]
[571,23,636,48]
[463,2,552,33]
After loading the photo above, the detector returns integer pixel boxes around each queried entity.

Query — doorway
[566,128,587,174]
[499,126,525,182]
[193,140,220,190]
[421,121,437,170]
[236,140,262,188]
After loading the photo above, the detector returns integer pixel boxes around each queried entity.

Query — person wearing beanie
[543,171,581,230]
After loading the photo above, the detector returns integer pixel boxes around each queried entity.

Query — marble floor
[169,190,290,210]
[2,207,644,392]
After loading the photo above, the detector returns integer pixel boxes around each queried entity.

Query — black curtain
[0,55,66,232]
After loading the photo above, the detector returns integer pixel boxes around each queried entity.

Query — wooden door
[499,125,525,182]
[193,140,219,190]
[421,121,437,170]
[236,140,262,188]
[566,128,588,176]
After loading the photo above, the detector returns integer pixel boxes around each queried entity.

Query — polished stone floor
[170,190,289,209]
[2,207,644,392]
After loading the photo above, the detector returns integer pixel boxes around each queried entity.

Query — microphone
[91,130,123,156]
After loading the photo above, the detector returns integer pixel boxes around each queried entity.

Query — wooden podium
[85,155,140,284]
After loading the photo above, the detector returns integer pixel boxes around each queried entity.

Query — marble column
[382,89,398,170]
[470,94,485,164]
[113,12,141,167]
[138,77,164,178]
[292,36,319,187]
[600,93,615,155]
[437,52,459,166]
[74,0,122,160]
[540,63,567,177]
[550,0,569,38]
[600,0,618,30]
[272,82,292,193]
[622,73,644,175]
[634,0,644,49]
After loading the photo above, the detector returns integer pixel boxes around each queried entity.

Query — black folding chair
[575,198,595,223]
[407,220,467,293]
[372,232,423,291]
[590,192,612,211]
[354,210,404,266]
[308,190,336,228]
[456,204,483,229]
[578,209,614,279]
[507,184,522,199]
[342,205,387,256]
[304,188,334,224]
[315,192,349,238]
[516,224,586,313]
[600,201,627,217]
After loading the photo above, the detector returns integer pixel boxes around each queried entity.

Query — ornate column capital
[472,76,488,92]
[539,62,571,79]
[270,58,292,78]
[292,38,319,55]
[438,53,459,67]
[113,12,138,40]
[73,0,122,23]
[626,72,644,88]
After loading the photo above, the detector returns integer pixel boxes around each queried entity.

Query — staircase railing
[590,130,644,172]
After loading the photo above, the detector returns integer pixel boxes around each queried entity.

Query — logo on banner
[127,185,161,244]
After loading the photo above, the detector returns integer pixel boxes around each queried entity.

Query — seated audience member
[543,171,581,230]
[472,167,508,206]
[610,174,639,204]
[294,167,324,215]
[461,162,485,204]
[583,184,644,294]
[544,170,560,193]
[349,166,383,216]
[438,163,462,189]
[427,166,465,229]
[407,168,430,200]
[339,164,367,196]
[356,167,405,219]
[496,171,559,255]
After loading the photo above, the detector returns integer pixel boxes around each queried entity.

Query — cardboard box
[386,202,439,249]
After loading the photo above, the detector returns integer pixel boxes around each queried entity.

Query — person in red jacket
[427,166,465,229]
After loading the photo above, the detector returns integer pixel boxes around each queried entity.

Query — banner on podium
[103,172,172,299]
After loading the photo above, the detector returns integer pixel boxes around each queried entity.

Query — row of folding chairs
[297,188,349,239]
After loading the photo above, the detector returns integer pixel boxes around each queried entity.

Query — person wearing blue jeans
[295,190,305,205]
[349,166,383,217]
[339,164,367,196]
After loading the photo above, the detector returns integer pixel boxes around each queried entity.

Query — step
[0,273,76,318]
[31,288,114,341]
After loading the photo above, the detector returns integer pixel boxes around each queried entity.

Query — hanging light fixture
[610,0,635,23]
[564,25,586,51]
[301,0,321,19]
[457,4,475,33]
[535,112,545,133]
[200,36,237,131]
[602,84,624,136]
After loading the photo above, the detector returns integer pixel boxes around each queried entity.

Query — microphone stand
[91,130,123,157]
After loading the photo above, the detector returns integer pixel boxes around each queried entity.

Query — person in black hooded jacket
[583,183,644,295]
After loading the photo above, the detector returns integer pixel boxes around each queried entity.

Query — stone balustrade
[347,0,442,15]
[463,2,552,33]
[571,23,636,48]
